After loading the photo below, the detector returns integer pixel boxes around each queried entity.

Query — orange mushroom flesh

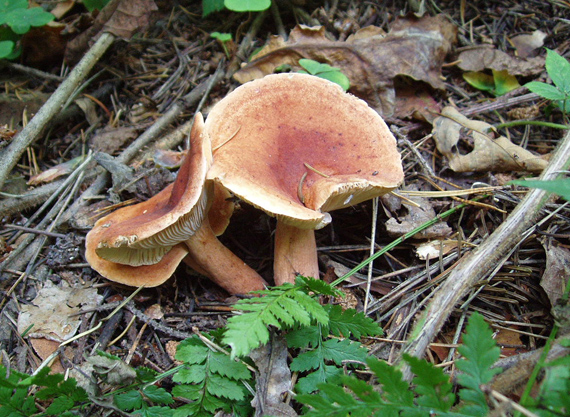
[205,73,404,285]
[85,113,266,293]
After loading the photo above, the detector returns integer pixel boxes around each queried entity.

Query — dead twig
[0,33,115,191]
[401,126,570,373]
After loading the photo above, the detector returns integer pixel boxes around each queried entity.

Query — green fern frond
[325,304,383,338]
[172,336,252,417]
[223,280,329,357]
[456,312,502,416]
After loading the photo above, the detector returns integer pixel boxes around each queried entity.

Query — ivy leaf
[326,305,383,338]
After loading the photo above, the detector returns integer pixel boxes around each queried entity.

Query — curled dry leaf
[432,106,548,172]
[540,238,570,307]
[457,45,544,76]
[28,156,83,186]
[384,186,453,239]
[234,14,456,116]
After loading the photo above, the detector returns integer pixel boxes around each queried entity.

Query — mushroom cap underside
[85,241,189,287]
[88,113,213,259]
[205,73,403,229]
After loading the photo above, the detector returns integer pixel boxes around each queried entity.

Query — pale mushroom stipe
[204,73,404,285]
[86,113,267,294]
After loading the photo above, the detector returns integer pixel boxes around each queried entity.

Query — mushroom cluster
[86,73,403,293]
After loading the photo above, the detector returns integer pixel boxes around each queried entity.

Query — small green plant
[463,69,520,96]
[526,48,570,117]
[210,32,233,59]
[202,0,271,17]
[0,0,55,59]
[298,59,351,92]
[297,312,501,416]
[172,335,253,417]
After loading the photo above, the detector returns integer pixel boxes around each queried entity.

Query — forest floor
[1,0,570,415]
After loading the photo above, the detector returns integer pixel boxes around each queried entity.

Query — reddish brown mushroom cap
[204,73,403,284]
[86,113,266,293]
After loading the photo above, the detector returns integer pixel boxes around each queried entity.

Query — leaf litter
[1,0,569,414]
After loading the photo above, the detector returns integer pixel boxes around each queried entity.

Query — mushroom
[85,113,267,294]
[205,73,403,285]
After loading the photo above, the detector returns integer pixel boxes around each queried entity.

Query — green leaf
[367,357,413,406]
[114,390,143,411]
[173,365,207,384]
[296,275,343,297]
[210,32,232,42]
[224,0,271,12]
[525,81,568,101]
[0,0,27,17]
[6,7,54,35]
[320,338,368,365]
[135,405,174,417]
[298,59,350,91]
[142,385,174,405]
[83,0,111,11]
[511,178,570,202]
[202,0,225,16]
[326,305,383,338]
[492,69,520,96]
[285,326,321,348]
[45,395,75,414]
[208,352,250,380]
[175,338,209,364]
[171,384,202,401]
[545,48,570,94]
[463,71,495,93]
[0,40,14,58]
[223,283,328,357]
[404,354,455,412]
[456,313,501,416]
[206,374,245,400]
[296,365,343,394]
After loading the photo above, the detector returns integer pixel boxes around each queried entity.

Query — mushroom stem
[273,221,319,286]
[184,218,267,294]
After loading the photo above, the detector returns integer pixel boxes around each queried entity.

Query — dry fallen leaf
[234,14,456,116]
[510,30,546,58]
[385,186,453,239]
[250,332,297,417]
[540,238,570,307]
[432,106,548,172]
[17,280,103,342]
[28,156,83,186]
[457,45,544,76]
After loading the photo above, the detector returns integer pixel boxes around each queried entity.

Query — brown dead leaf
[90,125,139,154]
[250,332,297,417]
[65,0,158,64]
[17,281,103,342]
[385,186,453,239]
[28,156,83,185]
[394,83,441,122]
[414,239,458,260]
[510,30,546,58]
[153,149,186,168]
[234,14,456,116]
[540,238,570,307]
[21,23,68,69]
[457,46,544,76]
[432,106,548,172]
